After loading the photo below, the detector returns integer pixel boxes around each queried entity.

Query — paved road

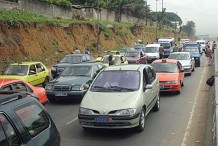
[47,55,212,146]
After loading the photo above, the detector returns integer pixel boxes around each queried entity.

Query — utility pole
[97,0,100,51]
[156,0,158,41]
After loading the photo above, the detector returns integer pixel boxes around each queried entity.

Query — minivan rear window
[14,103,49,137]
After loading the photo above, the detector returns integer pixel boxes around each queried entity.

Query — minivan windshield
[91,70,140,92]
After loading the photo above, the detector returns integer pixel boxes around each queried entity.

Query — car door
[177,61,184,84]
[36,63,47,84]
[142,67,154,111]
[27,64,38,85]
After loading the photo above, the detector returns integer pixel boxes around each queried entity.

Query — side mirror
[84,84,90,90]
[29,70,36,75]
[144,84,152,91]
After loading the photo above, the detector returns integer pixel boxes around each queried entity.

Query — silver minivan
[78,64,160,132]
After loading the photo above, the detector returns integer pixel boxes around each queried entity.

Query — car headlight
[79,108,95,115]
[115,108,136,116]
[45,85,53,90]
[184,65,191,68]
[51,67,56,71]
[71,85,84,91]
[165,80,178,84]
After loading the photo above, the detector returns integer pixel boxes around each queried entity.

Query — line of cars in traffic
[0,39,203,136]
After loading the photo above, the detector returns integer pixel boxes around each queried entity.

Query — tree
[182,21,196,37]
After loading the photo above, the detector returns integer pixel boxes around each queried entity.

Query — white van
[145,44,160,63]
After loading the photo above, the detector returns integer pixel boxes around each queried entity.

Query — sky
[147,0,218,37]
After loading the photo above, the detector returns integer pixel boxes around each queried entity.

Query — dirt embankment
[0,22,183,71]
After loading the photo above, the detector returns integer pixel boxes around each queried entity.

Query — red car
[125,50,148,64]
[0,79,48,107]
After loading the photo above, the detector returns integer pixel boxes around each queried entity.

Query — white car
[145,44,160,63]
[168,52,195,76]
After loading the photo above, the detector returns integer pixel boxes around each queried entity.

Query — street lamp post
[97,0,100,51]
[155,0,158,41]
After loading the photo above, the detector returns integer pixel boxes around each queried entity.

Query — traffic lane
[47,56,208,146]
[46,98,81,129]
[59,64,206,146]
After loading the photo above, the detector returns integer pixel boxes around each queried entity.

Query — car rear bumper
[78,113,140,129]
[159,84,180,92]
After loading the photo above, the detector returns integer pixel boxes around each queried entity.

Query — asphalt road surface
[47,55,213,146]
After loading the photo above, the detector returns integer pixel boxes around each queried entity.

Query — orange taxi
[151,59,185,94]
[0,79,48,107]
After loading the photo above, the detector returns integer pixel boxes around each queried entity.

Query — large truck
[158,38,174,57]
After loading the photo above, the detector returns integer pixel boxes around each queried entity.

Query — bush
[39,0,72,8]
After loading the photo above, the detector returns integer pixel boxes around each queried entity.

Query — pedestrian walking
[212,41,217,53]
[159,44,164,59]
[74,47,81,54]
[108,55,114,66]
[206,46,213,66]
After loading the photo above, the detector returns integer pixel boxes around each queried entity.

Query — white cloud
[147,0,218,37]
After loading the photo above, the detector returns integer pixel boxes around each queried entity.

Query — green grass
[0,9,84,24]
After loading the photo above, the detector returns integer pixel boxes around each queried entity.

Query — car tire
[42,77,50,88]
[153,94,160,112]
[48,98,55,102]
[192,67,195,72]
[135,108,145,132]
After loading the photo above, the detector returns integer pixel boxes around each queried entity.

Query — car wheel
[153,94,160,112]
[42,77,49,88]
[181,80,184,87]
[135,108,145,132]
[192,67,195,72]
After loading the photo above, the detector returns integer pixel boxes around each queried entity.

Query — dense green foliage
[39,0,72,8]
[182,21,196,37]
[0,9,80,23]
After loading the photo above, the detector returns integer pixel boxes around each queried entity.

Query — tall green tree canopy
[182,21,196,37]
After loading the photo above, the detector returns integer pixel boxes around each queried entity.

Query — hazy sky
[147,0,218,37]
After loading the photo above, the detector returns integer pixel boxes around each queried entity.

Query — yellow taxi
[95,51,120,62]
[101,55,128,67]
[151,59,185,94]
[0,62,50,87]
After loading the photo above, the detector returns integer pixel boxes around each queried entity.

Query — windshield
[91,70,140,92]
[101,56,119,64]
[60,56,82,63]
[168,54,189,60]
[160,43,170,48]
[4,65,28,75]
[144,47,158,53]
[184,43,198,47]
[119,48,128,53]
[133,45,144,48]
[125,52,140,57]
[182,48,199,53]
[151,63,178,73]
[61,66,92,76]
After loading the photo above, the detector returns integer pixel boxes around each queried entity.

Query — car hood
[50,76,91,85]
[54,63,78,68]
[125,57,139,61]
[190,53,200,57]
[157,73,178,81]
[145,53,158,56]
[81,91,140,113]
[95,57,102,62]
[178,60,191,66]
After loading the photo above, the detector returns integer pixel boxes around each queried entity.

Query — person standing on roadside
[206,46,213,66]
[75,47,81,54]
[173,44,179,52]
[159,44,164,59]
[212,41,217,53]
